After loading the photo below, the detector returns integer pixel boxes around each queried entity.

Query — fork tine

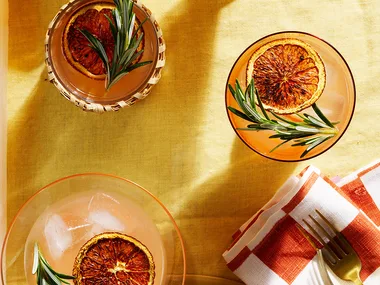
[296,224,318,251]
[316,210,351,254]
[297,225,336,285]
[296,224,336,269]
[321,248,335,268]
[315,210,339,234]
[309,215,346,258]
[302,219,338,264]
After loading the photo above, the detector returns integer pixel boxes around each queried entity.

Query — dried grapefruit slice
[246,38,326,114]
[63,3,144,80]
[73,232,155,285]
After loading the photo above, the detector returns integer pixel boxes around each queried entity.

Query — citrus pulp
[73,232,155,285]
[246,38,326,114]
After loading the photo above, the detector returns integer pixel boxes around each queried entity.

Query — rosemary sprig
[79,0,152,90]
[32,243,75,285]
[228,79,339,158]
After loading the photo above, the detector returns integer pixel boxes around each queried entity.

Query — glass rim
[224,30,357,162]
[45,0,164,111]
[1,172,186,285]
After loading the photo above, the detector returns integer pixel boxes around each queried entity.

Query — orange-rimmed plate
[1,174,186,285]
[225,31,356,162]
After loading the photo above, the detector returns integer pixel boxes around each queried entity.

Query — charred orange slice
[73,232,155,285]
[247,38,326,114]
[63,3,144,80]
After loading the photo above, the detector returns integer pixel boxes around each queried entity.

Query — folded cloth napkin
[223,161,380,285]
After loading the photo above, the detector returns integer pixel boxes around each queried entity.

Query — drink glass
[225,31,356,161]
[45,0,166,112]
[1,174,185,285]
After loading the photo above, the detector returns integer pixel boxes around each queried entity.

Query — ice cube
[88,192,120,212]
[88,210,125,235]
[44,214,73,260]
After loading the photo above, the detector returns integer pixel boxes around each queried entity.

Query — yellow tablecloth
[7,0,380,282]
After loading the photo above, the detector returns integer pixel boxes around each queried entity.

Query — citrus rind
[73,232,155,285]
[63,3,145,80]
[246,38,326,114]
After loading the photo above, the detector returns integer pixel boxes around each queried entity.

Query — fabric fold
[224,162,380,285]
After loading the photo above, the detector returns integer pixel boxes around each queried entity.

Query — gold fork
[302,210,363,285]
[296,224,333,285]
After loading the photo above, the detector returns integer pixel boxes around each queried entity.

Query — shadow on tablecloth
[175,137,297,280]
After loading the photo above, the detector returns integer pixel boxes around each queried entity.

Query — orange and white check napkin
[223,161,380,285]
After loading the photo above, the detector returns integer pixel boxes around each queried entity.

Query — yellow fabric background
[6,0,380,282]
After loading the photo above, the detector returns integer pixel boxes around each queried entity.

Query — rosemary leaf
[300,136,333,158]
[54,273,76,280]
[79,29,109,69]
[235,80,246,101]
[128,14,136,41]
[104,14,117,40]
[255,85,270,120]
[237,127,268,131]
[227,80,338,158]
[292,136,321,146]
[249,79,256,110]
[106,71,130,90]
[274,128,293,135]
[270,111,297,126]
[243,102,262,123]
[124,50,144,67]
[304,114,330,128]
[234,84,253,119]
[124,60,152,72]
[270,140,291,153]
[124,33,144,65]
[247,124,266,129]
[296,113,308,121]
[227,107,253,122]
[33,243,75,285]
[269,132,316,140]
[119,47,136,67]
[115,32,121,62]
[80,0,152,90]
[228,84,237,99]
[131,18,148,39]
[122,0,128,38]
[295,126,321,133]
[32,243,39,274]
[277,120,296,129]
[40,261,62,285]
[114,9,121,31]
[312,103,334,128]
[114,0,121,11]
[259,123,278,130]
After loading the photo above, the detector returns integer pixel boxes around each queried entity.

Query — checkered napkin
[223,161,380,285]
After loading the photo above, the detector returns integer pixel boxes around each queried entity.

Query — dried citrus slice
[63,3,144,80]
[246,38,326,114]
[73,232,155,285]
